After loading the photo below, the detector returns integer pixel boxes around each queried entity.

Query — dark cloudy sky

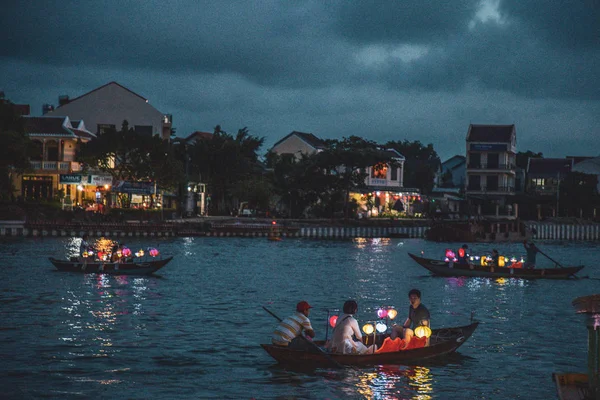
[1,0,599,161]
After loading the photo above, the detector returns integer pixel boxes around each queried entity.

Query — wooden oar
[262,306,345,369]
[535,247,565,268]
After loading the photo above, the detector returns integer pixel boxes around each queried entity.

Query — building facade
[46,82,172,140]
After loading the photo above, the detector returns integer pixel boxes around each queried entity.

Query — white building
[46,81,172,140]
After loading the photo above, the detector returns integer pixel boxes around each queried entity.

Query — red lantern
[149,248,159,257]
[122,247,132,257]
[329,315,338,328]
[97,251,105,260]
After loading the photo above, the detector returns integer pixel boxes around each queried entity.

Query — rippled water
[0,236,598,399]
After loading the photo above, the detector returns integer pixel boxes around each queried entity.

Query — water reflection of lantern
[414,325,432,338]
[362,323,374,335]
[329,315,338,328]
[149,248,159,257]
[377,308,388,319]
[122,247,132,257]
[387,308,398,320]
[375,322,387,333]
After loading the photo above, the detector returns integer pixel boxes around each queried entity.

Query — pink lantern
[377,308,388,319]
[329,315,338,328]
[122,247,132,257]
[149,248,159,257]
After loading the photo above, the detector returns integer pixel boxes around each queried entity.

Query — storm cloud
[1,0,598,160]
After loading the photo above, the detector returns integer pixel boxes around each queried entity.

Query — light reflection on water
[0,237,598,399]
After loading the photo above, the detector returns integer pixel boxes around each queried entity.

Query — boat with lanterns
[408,253,583,279]
[262,305,478,368]
[49,242,173,275]
[261,322,478,367]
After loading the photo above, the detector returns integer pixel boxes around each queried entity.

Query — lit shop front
[59,174,113,209]
[350,189,422,218]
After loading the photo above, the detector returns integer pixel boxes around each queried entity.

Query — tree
[560,171,598,217]
[0,98,34,199]
[384,140,440,194]
[516,150,543,170]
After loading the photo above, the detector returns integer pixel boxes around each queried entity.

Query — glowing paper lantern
[136,249,145,257]
[97,251,105,260]
[377,308,388,319]
[82,251,88,258]
[362,323,374,335]
[329,315,338,328]
[414,325,432,339]
[387,309,398,320]
[149,248,159,257]
[376,322,387,333]
[122,247,132,257]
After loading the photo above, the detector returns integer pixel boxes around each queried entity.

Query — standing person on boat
[272,301,316,350]
[523,240,539,269]
[79,234,90,258]
[490,249,500,266]
[327,300,377,355]
[391,289,430,348]
[457,244,469,265]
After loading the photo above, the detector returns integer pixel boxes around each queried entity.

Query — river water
[0,236,598,399]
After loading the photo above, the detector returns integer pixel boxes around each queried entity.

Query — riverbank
[1,217,600,241]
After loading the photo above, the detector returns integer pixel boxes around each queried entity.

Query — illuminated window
[371,163,388,179]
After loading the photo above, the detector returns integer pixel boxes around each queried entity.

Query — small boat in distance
[408,253,583,279]
[49,256,173,275]
[261,322,478,367]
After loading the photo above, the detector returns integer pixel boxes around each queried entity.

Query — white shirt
[329,314,365,354]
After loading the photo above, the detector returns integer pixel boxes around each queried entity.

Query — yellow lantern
[414,325,432,339]
[82,251,88,258]
[498,256,505,267]
[362,323,374,335]
[387,309,398,320]
[480,256,487,266]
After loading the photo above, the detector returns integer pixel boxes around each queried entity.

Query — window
[97,124,115,134]
[134,125,153,136]
[371,163,387,179]
[391,167,398,181]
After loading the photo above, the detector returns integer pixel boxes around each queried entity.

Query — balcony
[467,163,515,172]
[466,185,515,194]
[30,161,81,172]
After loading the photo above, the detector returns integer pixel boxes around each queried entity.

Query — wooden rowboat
[49,256,173,275]
[408,253,583,279]
[261,322,478,367]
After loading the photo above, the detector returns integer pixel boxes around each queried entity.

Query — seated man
[272,301,315,350]
[390,289,430,348]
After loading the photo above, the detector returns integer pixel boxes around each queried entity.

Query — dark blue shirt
[408,304,430,329]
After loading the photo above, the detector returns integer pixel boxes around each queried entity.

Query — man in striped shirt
[272,301,316,348]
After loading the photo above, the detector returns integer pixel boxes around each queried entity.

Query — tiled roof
[185,131,213,142]
[72,128,96,139]
[442,155,466,170]
[527,158,573,175]
[55,81,147,109]
[467,124,515,142]
[272,131,327,150]
[24,116,70,135]
[381,148,405,160]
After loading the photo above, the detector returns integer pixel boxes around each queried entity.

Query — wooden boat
[49,256,173,275]
[261,322,478,367]
[408,253,583,279]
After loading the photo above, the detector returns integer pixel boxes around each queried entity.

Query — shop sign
[60,174,83,184]
[113,181,155,194]
[89,175,113,186]
[470,143,507,152]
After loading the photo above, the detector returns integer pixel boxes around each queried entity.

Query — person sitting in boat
[390,289,430,349]
[457,244,469,265]
[523,240,539,269]
[272,301,316,350]
[490,249,500,266]
[327,300,377,355]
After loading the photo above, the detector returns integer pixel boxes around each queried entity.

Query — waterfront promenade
[1,216,599,241]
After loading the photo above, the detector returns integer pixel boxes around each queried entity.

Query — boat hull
[261,322,478,367]
[49,256,173,275]
[408,253,583,279]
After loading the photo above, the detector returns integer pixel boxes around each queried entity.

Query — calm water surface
[0,236,598,399]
